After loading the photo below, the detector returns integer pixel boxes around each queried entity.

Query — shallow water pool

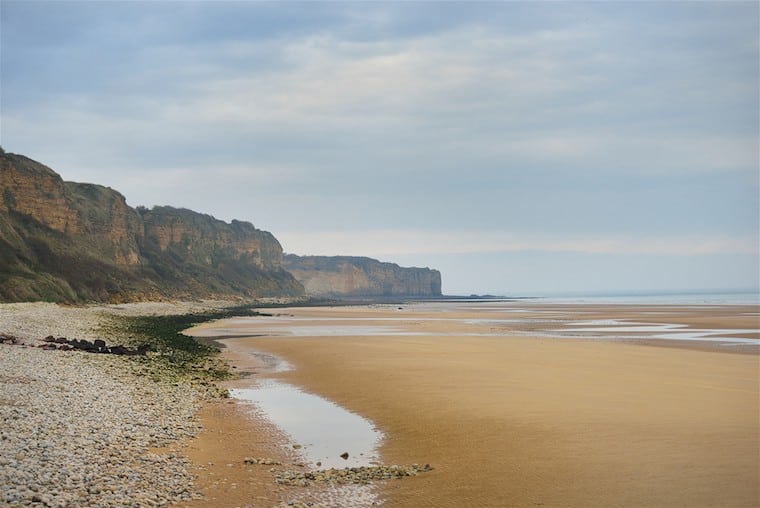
[232,380,383,469]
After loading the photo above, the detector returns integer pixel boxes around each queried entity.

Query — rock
[0,317,204,508]
[243,457,280,466]
[54,337,68,344]
[340,452,349,460]
[271,463,432,487]
[292,444,302,449]
[71,339,96,352]
[109,345,129,355]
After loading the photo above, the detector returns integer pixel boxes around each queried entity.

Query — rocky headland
[283,255,442,298]
[0,150,443,303]
[0,151,303,303]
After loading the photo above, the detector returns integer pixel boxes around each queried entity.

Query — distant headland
[0,149,441,303]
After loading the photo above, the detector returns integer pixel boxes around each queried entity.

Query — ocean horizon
[441,289,760,306]
[512,289,760,306]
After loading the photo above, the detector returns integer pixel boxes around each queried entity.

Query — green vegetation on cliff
[0,151,304,303]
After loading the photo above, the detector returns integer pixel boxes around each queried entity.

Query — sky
[1,1,758,296]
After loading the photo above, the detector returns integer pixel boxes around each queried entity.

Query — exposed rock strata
[142,206,282,271]
[0,152,303,302]
[283,255,442,298]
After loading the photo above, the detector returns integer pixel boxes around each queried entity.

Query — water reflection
[232,380,382,469]
[560,320,759,344]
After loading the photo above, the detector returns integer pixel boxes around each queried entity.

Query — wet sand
[188,303,759,507]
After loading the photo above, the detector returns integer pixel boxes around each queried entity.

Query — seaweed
[107,304,266,394]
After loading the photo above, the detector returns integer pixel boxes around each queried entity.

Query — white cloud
[6,18,756,177]
[278,229,759,258]
[162,25,758,174]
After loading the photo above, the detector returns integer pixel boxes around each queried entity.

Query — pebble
[0,302,221,507]
[244,457,281,465]
[0,301,432,508]
[273,464,433,487]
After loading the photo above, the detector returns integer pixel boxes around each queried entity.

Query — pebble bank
[0,301,223,508]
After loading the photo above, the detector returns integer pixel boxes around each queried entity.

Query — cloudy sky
[1,1,758,295]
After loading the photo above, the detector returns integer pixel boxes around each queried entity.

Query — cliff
[0,151,303,303]
[283,255,442,298]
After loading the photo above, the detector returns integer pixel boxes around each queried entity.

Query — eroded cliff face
[1,154,82,236]
[141,207,283,270]
[0,150,444,303]
[1,153,143,266]
[283,255,442,298]
[64,182,143,266]
[0,151,303,302]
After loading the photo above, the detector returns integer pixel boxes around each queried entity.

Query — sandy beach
[1,300,756,507]
[189,302,759,507]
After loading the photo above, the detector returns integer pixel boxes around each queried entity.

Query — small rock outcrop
[283,255,442,298]
[273,463,434,487]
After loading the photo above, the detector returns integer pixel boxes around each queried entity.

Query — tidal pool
[232,379,383,469]
[559,320,759,345]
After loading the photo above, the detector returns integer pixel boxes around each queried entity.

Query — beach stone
[0,301,222,508]
[109,345,128,355]
[272,463,432,487]
[340,452,349,460]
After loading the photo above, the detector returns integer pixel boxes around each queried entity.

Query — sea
[503,290,759,306]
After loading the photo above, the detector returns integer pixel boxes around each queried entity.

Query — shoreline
[0,299,394,508]
[2,299,757,507]
[180,332,393,508]
[0,300,236,507]
[188,301,759,507]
